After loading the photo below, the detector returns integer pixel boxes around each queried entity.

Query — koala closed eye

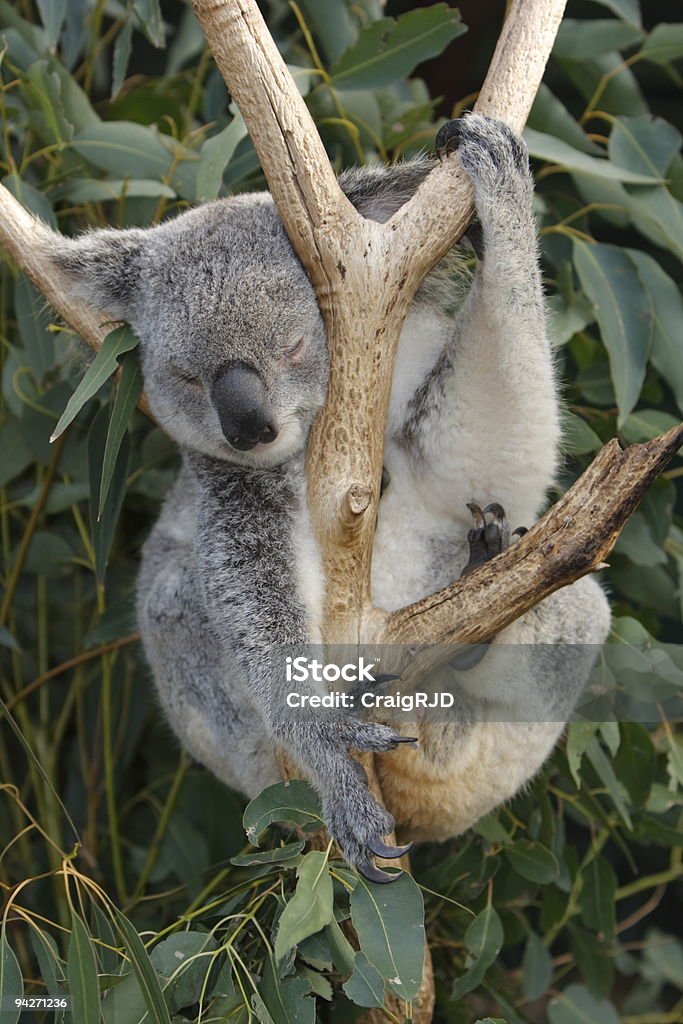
[170,365,203,387]
[280,335,306,362]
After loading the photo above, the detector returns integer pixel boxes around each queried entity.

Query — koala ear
[45,228,146,321]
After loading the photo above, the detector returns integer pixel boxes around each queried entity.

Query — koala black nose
[211,365,278,451]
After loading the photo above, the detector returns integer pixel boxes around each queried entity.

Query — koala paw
[324,761,412,884]
[436,113,529,189]
[460,501,527,575]
[451,502,527,671]
[294,717,416,882]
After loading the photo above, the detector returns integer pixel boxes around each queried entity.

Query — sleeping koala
[48,115,610,881]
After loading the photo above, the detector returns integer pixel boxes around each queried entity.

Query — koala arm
[189,453,414,880]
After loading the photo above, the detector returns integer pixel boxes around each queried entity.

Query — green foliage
[0,1,681,1022]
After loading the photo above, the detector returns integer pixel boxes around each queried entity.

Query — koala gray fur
[48,115,611,877]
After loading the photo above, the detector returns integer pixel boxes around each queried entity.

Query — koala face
[49,195,328,466]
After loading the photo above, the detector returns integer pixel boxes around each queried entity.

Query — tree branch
[0,186,109,351]
[193,0,570,641]
[0,186,154,417]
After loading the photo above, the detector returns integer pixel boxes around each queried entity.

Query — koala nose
[211,365,278,451]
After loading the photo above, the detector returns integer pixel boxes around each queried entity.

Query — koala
[48,115,610,882]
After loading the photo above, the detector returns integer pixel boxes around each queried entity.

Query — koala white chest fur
[49,114,610,881]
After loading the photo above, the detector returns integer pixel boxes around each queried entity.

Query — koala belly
[376,718,562,843]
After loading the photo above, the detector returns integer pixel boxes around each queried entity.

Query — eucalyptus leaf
[342,952,385,1009]
[274,851,335,962]
[621,409,680,443]
[573,241,653,425]
[73,122,172,179]
[528,86,601,156]
[36,0,66,49]
[525,129,661,184]
[132,0,165,48]
[639,24,683,66]
[114,910,172,1024]
[629,251,683,413]
[51,178,176,202]
[88,406,131,582]
[587,0,642,29]
[150,932,218,1012]
[231,842,304,866]
[614,723,655,808]
[51,326,138,442]
[330,5,466,90]
[14,273,56,378]
[30,927,65,997]
[2,172,56,227]
[561,413,602,455]
[522,931,552,1001]
[568,928,614,1000]
[580,858,616,940]
[505,840,559,885]
[195,113,247,202]
[260,957,315,1024]
[24,59,74,146]
[111,18,133,99]
[243,781,324,845]
[351,871,425,1001]
[67,912,100,1024]
[585,736,632,828]
[609,115,681,178]
[548,983,619,1024]
[553,19,642,61]
[99,347,143,518]
[451,904,503,1000]
[296,0,357,63]
[0,928,23,1024]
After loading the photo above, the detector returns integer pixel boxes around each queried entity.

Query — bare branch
[0,185,109,351]
[388,0,568,288]
[190,0,362,297]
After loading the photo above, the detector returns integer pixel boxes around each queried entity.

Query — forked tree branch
[192,0,572,642]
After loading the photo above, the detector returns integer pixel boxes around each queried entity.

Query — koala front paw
[436,113,530,191]
[324,755,412,884]
[290,717,416,882]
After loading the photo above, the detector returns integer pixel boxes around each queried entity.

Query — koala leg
[138,555,280,799]
[378,574,611,842]
[396,115,558,524]
[375,115,559,611]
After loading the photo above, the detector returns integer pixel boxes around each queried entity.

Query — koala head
[48,194,328,466]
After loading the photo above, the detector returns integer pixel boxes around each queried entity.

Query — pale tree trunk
[1,1,682,1020]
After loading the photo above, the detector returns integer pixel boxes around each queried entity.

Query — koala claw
[357,855,402,885]
[372,673,402,685]
[394,735,419,747]
[435,117,465,161]
[453,501,528,671]
[367,837,413,859]
[435,114,529,189]
[461,500,521,575]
